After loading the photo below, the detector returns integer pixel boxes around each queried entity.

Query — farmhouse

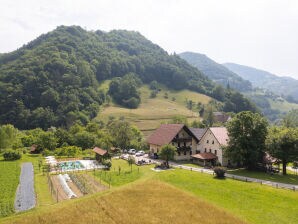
[193,127,229,166]
[147,124,200,160]
[148,124,230,166]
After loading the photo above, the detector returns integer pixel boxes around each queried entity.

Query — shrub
[213,166,226,178]
[42,149,54,157]
[102,160,112,170]
[3,149,22,161]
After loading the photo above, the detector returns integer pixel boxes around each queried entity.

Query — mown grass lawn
[91,158,154,187]
[156,169,298,224]
[227,168,298,185]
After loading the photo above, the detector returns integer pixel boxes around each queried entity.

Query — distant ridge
[223,63,298,103]
[179,52,252,92]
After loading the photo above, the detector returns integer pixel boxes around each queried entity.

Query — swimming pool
[58,161,85,171]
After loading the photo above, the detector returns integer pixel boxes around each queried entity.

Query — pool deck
[50,160,106,173]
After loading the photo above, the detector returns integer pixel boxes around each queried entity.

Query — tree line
[226,109,298,175]
[0,118,145,160]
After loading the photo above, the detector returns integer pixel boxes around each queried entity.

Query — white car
[135,150,145,156]
[128,149,136,154]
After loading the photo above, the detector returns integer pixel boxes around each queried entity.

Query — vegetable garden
[0,161,20,217]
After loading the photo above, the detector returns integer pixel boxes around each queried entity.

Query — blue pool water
[58,161,84,171]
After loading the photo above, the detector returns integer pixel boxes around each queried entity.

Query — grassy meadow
[0,180,246,224]
[96,82,211,137]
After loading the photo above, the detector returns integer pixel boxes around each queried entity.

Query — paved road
[167,162,298,191]
[14,163,36,212]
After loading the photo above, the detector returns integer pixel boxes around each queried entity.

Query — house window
[214,150,217,155]
[183,142,186,147]
[178,151,181,156]
[196,150,200,154]
[184,151,186,155]
[190,151,192,155]
[209,149,211,153]
[212,140,214,144]
[178,142,180,147]
[207,140,209,143]
[204,148,207,153]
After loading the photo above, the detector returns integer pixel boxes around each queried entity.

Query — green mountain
[179,52,252,92]
[0,26,256,129]
[223,63,298,103]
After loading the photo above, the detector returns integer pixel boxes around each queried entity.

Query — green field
[227,168,298,185]
[0,160,20,217]
[269,99,298,113]
[96,82,211,137]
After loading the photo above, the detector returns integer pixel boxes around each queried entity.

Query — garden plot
[14,163,36,212]
[49,172,106,202]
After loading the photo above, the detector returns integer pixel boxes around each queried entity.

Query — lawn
[156,169,298,224]
[0,159,20,217]
[0,180,246,224]
[227,168,298,185]
[90,158,154,187]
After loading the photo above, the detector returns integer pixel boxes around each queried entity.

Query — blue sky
[1,0,298,79]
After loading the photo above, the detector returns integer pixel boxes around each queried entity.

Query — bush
[213,166,226,178]
[102,160,112,170]
[42,149,54,157]
[3,149,22,161]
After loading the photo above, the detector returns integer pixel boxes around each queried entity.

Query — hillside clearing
[1,180,246,224]
[96,84,211,136]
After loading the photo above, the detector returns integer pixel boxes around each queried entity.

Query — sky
[1,0,298,79]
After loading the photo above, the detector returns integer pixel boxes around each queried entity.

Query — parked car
[128,149,136,154]
[135,150,145,156]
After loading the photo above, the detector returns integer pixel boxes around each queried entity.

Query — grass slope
[157,169,298,224]
[97,81,211,136]
[269,99,298,113]
[1,180,245,224]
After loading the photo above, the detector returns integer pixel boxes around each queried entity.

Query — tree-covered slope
[0,26,257,129]
[179,52,252,92]
[224,63,298,103]
[0,26,215,129]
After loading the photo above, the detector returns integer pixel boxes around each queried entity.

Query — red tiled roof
[210,127,229,146]
[147,124,185,146]
[192,153,217,160]
[93,147,107,156]
[189,128,206,141]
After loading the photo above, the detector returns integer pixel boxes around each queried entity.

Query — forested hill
[224,63,298,103]
[179,52,252,92]
[0,26,256,129]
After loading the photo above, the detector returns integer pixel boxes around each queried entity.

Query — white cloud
[0,0,298,78]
